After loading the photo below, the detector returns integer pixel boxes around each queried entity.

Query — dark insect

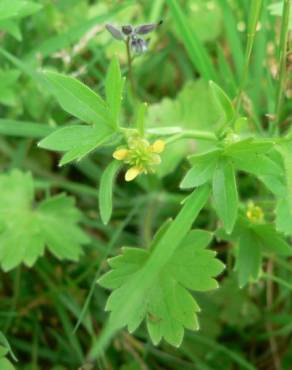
[105,21,163,54]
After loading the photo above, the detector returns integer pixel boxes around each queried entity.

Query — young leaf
[44,71,113,128]
[180,149,221,189]
[105,56,124,126]
[0,170,89,271]
[99,161,121,225]
[92,185,212,355]
[212,159,238,234]
[209,80,235,127]
[38,125,113,166]
[236,230,262,288]
[99,229,224,347]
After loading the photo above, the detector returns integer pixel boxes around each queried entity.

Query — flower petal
[105,24,124,40]
[125,166,142,181]
[151,140,165,153]
[134,21,162,35]
[113,148,129,160]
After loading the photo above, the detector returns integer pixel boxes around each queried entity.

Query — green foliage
[212,158,238,234]
[105,56,124,126]
[269,1,292,29]
[92,186,211,355]
[0,170,89,271]
[39,125,113,166]
[43,71,112,128]
[39,59,124,165]
[209,80,235,129]
[0,0,41,21]
[99,160,121,225]
[0,69,20,106]
[0,0,42,41]
[1,1,292,369]
[99,229,224,346]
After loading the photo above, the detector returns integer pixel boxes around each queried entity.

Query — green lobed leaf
[0,170,89,271]
[92,185,212,355]
[99,229,224,347]
[105,56,124,126]
[212,158,238,234]
[44,71,113,128]
[180,149,221,189]
[99,161,121,225]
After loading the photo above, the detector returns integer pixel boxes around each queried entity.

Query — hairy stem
[126,37,136,98]
[165,130,218,144]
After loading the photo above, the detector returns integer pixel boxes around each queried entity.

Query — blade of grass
[235,0,263,131]
[271,0,291,134]
[166,0,217,81]
[187,333,257,370]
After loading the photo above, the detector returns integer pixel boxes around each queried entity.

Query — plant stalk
[271,0,291,134]
[235,0,263,117]
[126,37,136,98]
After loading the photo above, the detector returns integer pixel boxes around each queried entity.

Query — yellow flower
[125,166,142,181]
[112,133,166,181]
[246,201,264,223]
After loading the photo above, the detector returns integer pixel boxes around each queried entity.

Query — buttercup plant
[1,1,292,368]
[36,9,292,354]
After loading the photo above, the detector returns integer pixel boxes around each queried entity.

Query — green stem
[271,0,291,135]
[126,37,136,98]
[165,130,218,144]
[235,0,263,116]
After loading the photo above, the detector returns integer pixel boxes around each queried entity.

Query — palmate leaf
[40,59,124,165]
[91,186,212,355]
[99,230,224,346]
[219,216,292,287]
[181,137,276,234]
[0,170,89,271]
